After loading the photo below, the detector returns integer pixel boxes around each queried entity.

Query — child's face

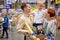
[37,3,44,10]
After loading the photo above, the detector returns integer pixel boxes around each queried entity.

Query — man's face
[4,13,7,16]
[24,4,31,13]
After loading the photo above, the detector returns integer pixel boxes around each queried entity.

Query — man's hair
[21,3,27,10]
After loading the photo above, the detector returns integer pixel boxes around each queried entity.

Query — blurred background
[0,0,60,40]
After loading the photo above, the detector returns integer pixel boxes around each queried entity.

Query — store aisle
[0,27,60,40]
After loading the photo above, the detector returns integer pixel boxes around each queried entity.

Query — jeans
[2,28,8,38]
[24,35,26,40]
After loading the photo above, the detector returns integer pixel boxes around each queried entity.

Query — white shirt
[32,9,45,23]
[43,19,57,36]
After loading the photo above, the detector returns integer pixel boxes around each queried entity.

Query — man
[1,13,9,38]
[32,1,45,34]
[16,3,33,40]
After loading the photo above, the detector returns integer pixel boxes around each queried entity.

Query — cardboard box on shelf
[56,16,60,28]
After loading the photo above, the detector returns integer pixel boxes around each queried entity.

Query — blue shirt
[3,16,9,28]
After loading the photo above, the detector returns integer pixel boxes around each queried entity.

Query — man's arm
[16,17,29,34]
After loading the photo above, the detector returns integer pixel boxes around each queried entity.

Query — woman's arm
[50,20,56,36]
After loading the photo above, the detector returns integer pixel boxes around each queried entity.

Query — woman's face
[44,9,50,18]
[24,4,31,13]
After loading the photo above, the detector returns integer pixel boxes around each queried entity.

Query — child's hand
[37,25,43,30]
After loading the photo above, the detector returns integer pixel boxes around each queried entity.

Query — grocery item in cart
[25,22,40,40]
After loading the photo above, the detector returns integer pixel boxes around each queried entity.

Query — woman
[43,8,57,40]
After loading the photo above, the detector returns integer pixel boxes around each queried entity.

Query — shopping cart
[26,34,46,40]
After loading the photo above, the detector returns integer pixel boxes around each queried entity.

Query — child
[37,25,44,35]
[32,1,45,35]
[43,8,57,40]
